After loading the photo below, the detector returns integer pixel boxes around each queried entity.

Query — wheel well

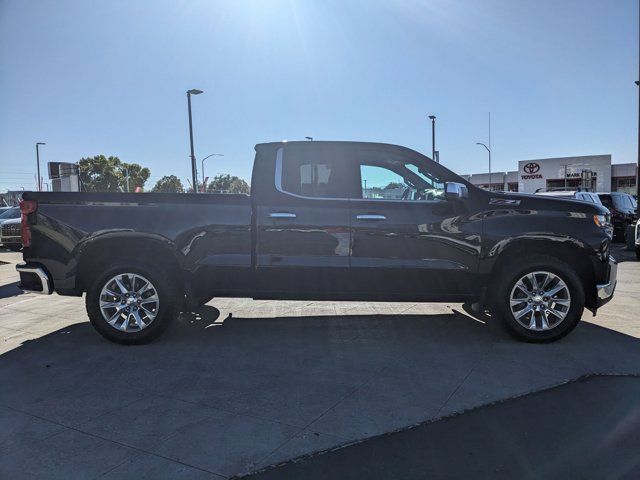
[489,240,596,305]
[76,237,185,293]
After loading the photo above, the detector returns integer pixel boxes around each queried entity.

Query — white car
[0,207,22,251]
[635,219,640,260]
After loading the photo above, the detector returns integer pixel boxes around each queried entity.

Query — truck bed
[21,191,253,294]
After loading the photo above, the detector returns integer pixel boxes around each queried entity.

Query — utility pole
[488,112,491,185]
[35,142,45,192]
[187,89,203,192]
[428,115,436,162]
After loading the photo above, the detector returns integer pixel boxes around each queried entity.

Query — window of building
[612,177,636,194]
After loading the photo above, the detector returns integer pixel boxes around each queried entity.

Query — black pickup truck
[16,141,617,344]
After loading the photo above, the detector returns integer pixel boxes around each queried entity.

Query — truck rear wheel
[86,260,178,344]
[491,255,585,343]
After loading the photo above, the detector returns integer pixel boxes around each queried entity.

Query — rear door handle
[356,214,386,221]
[269,212,297,219]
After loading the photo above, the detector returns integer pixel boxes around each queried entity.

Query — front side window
[359,162,444,201]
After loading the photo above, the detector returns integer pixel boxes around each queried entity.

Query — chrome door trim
[356,214,387,221]
[269,212,297,219]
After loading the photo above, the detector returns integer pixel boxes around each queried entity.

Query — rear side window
[280,146,357,198]
[299,164,332,196]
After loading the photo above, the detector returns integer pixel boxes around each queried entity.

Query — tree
[384,182,404,190]
[206,174,250,194]
[78,155,121,192]
[152,175,184,193]
[78,155,150,192]
[121,162,150,192]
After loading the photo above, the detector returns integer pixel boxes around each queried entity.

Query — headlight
[593,214,608,228]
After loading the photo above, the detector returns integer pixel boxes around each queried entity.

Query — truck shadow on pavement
[0,281,25,299]
[1,307,640,478]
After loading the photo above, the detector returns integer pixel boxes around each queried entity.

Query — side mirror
[444,182,468,200]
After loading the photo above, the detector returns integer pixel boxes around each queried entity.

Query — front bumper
[595,257,617,308]
[16,263,52,295]
[1,236,21,245]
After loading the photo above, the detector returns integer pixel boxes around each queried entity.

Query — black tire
[86,259,178,345]
[636,246,640,261]
[491,255,585,343]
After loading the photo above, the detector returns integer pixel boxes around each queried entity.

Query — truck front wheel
[86,260,178,344]
[492,255,585,342]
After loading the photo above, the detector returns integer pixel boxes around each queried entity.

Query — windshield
[0,207,19,220]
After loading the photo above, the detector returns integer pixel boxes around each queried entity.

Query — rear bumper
[16,263,52,295]
[595,257,617,308]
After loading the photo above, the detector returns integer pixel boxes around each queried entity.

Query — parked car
[535,190,604,206]
[0,206,19,220]
[635,219,640,261]
[535,191,612,238]
[16,141,617,344]
[0,207,22,251]
[597,192,637,241]
[1,217,22,251]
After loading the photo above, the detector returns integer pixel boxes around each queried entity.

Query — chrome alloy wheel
[99,273,160,332]
[509,271,571,331]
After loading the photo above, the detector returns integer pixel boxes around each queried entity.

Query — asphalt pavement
[242,375,640,480]
[0,245,639,478]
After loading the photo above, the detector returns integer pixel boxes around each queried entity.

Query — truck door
[254,143,358,299]
[349,148,481,300]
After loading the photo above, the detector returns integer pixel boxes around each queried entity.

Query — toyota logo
[523,162,540,174]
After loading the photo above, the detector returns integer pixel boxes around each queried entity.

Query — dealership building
[461,155,637,194]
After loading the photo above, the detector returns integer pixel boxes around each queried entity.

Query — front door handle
[356,214,386,221]
[269,212,297,219]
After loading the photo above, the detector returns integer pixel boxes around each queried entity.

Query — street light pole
[428,115,436,162]
[187,89,203,192]
[123,168,130,192]
[201,153,224,192]
[636,0,640,198]
[476,142,492,191]
[35,142,45,192]
[636,76,639,197]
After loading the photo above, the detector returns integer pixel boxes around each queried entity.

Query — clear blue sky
[0,0,638,192]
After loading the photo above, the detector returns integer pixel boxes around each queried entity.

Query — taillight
[20,200,37,248]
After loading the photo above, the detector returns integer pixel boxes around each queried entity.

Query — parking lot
[1,246,639,479]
